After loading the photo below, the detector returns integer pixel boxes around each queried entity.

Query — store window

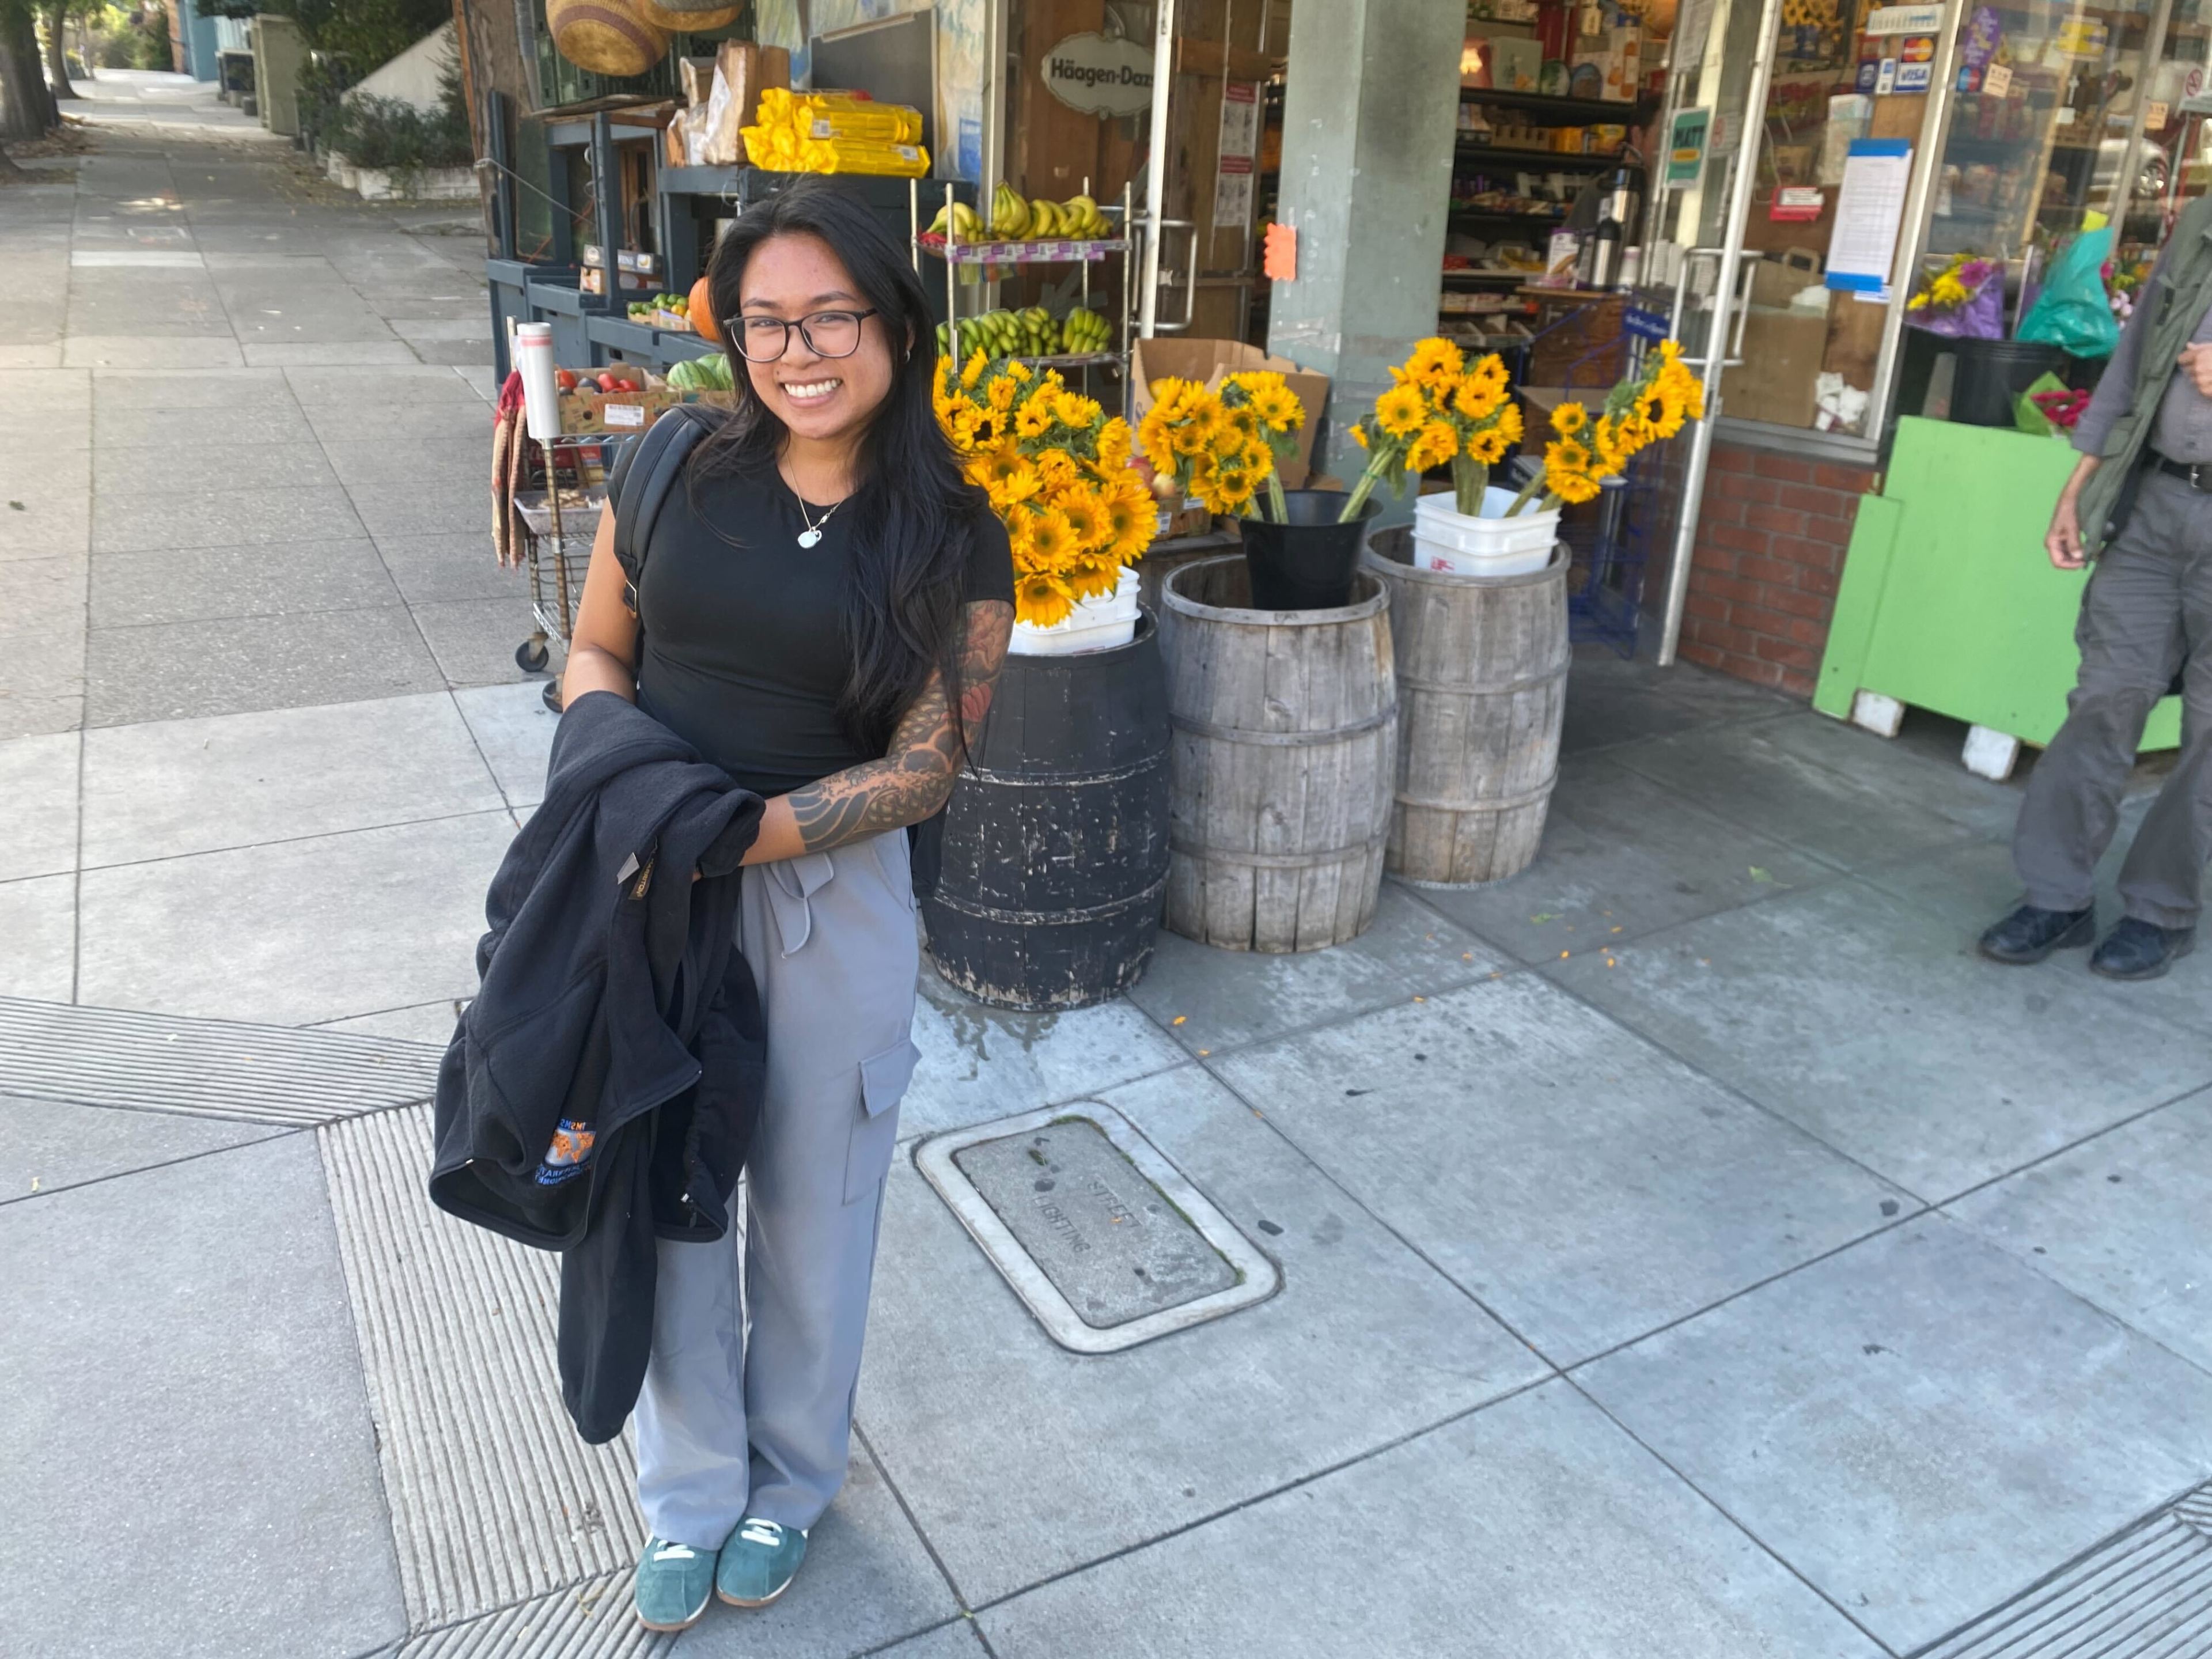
[1726,0,1958,438]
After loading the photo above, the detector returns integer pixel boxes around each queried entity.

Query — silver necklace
[794,491,842,548]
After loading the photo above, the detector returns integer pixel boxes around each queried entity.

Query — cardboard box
[1130,338,1330,489]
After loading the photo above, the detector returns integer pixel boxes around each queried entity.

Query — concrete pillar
[1266,0,1465,508]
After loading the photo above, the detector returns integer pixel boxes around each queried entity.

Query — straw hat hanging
[546,0,670,77]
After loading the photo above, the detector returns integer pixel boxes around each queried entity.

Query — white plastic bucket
[1008,565,1139,656]
[1412,486,1562,578]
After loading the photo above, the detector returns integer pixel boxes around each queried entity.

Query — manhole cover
[917,1103,1280,1354]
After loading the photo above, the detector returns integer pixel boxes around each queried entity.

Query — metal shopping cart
[508,434,611,713]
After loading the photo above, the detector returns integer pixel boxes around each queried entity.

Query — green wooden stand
[1815,415,2180,753]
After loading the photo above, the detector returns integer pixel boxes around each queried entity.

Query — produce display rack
[908,180,1138,408]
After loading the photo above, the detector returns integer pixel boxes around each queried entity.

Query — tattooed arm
[741,600,1013,865]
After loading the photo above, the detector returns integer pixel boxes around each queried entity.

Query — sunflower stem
[1339,452,1392,523]
[1452,454,1487,517]
[1265,472,1289,523]
[1505,474,1547,517]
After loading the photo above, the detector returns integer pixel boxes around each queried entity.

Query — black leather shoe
[1978,904,2096,964]
[2090,917,2197,981]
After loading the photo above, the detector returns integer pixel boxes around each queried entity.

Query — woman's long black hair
[688,176,984,755]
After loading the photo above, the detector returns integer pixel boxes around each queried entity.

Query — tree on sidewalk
[0,0,59,151]
[42,0,79,100]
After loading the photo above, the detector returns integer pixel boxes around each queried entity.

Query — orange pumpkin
[688,274,717,343]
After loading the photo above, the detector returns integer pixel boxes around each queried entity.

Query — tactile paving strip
[395,1573,666,1659]
[1924,1485,2212,1658]
[320,1103,646,1630]
[0,995,443,1124]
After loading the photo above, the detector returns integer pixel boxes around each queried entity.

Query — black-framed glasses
[732,308,881,363]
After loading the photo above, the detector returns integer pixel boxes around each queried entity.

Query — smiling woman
[558,178,1012,1634]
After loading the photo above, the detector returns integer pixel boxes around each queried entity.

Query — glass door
[1638,0,1793,662]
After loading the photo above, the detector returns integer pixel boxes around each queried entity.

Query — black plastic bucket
[917,612,1171,1010]
[1240,490,1384,610]
[1947,336,2072,427]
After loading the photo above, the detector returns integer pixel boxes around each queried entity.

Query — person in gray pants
[1982,216,2212,980]
[562,182,1015,1631]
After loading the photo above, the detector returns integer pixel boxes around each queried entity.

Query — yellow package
[800,138,930,176]
[805,107,924,143]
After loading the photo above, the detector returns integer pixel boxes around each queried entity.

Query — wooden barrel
[918,613,1172,1011]
[1365,526,1569,885]
[1160,555,1396,953]
[545,0,669,78]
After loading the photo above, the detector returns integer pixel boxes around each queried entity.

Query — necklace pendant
[796,527,823,548]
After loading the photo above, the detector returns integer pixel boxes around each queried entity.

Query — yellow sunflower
[1403,336,1465,391]
[1036,450,1079,493]
[1494,401,1524,447]
[1065,551,1123,601]
[1374,382,1427,440]
[1247,382,1304,433]
[1053,391,1103,430]
[1465,426,1511,465]
[960,349,987,390]
[1014,395,1056,440]
[1096,418,1134,472]
[987,374,1018,413]
[1407,419,1458,474]
[1101,479,1156,563]
[1058,486,1109,552]
[1453,374,1505,422]
[1544,442,1603,505]
[1025,506,1078,571]
[1014,570,1077,628]
[1551,402,1590,438]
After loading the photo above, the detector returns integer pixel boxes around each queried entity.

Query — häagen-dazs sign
[1043,31,1154,118]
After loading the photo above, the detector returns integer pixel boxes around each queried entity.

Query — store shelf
[916,232,1128,267]
[1450,205,1570,225]
[1005,351,1123,371]
[1442,266,1543,282]
[1459,87,1659,124]
[1455,137,1628,165]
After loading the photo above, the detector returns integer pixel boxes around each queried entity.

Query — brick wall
[1675,437,1878,699]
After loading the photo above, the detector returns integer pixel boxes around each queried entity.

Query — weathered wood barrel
[1160,555,1396,952]
[918,612,1172,1010]
[1365,526,1569,885]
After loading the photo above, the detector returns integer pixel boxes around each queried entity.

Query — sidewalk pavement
[7,75,2212,1659]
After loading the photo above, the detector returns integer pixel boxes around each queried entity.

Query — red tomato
[555,368,579,391]
[597,372,620,392]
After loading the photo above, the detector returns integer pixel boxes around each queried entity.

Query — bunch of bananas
[934,305,1114,361]
[986,183,1114,242]
[923,200,986,240]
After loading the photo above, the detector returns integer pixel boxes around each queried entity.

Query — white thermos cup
[514,322,560,443]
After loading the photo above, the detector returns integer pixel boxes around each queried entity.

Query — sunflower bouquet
[933,350,1157,629]
[1506,336,1705,515]
[1339,338,1526,522]
[1135,370,1306,521]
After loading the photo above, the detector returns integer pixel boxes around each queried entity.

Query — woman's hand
[743,600,1013,864]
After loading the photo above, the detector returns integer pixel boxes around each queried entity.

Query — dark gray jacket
[429,690,766,1442]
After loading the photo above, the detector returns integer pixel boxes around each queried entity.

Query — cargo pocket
[844,1035,922,1204]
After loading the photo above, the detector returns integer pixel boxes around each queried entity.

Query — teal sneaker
[716,1516,808,1607]
[634,1535,717,1631]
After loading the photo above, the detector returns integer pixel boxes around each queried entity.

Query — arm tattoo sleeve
[786,600,1013,854]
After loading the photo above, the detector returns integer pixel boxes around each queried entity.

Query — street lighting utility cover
[916,1103,1281,1354]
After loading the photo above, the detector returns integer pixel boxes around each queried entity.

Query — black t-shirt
[634,459,1014,797]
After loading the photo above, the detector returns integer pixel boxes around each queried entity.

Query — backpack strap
[608,403,719,614]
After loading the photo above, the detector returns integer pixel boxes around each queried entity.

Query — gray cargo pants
[633,830,922,1547]
[2014,470,2212,928]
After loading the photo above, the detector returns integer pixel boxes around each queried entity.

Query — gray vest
[2081,194,2212,552]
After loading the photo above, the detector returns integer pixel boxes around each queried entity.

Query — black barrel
[919,611,1172,1010]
